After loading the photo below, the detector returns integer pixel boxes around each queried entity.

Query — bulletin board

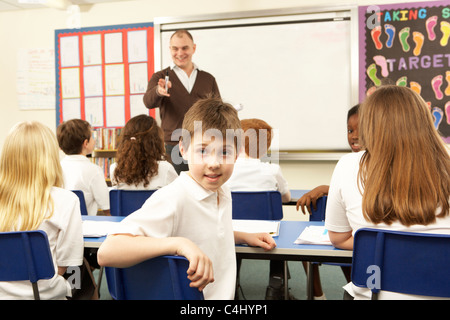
[359,0,450,143]
[154,6,359,158]
[55,22,154,128]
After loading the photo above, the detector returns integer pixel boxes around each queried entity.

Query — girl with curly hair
[110,115,177,189]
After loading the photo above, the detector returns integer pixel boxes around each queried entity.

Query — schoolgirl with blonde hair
[0,121,83,300]
[0,121,63,231]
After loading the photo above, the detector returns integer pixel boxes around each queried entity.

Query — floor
[96,259,348,300]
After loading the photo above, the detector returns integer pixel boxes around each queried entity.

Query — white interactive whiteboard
[154,7,359,158]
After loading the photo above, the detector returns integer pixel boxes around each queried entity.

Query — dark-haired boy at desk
[296,104,360,299]
[98,97,276,300]
[57,119,110,217]
[226,118,291,300]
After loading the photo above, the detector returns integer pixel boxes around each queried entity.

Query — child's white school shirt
[110,172,237,300]
[109,160,177,190]
[225,157,289,196]
[61,154,110,216]
[325,151,450,299]
[0,187,84,300]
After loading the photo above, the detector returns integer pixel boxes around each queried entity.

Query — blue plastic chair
[307,196,328,222]
[72,190,88,216]
[105,255,204,300]
[0,230,55,300]
[109,189,156,216]
[231,191,285,298]
[352,228,450,299]
[231,191,283,220]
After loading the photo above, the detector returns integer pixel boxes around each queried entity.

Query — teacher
[143,29,221,174]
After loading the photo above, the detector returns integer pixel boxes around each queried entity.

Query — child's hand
[235,231,277,251]
[296,185,329,214]
[175,238,214,291]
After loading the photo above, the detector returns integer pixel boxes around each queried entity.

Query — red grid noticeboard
[55,22,155,128]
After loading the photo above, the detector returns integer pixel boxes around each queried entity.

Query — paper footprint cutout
[426,16,438,41]
[440,21,450,46]
[367,63,381,86]
[366,86,377,96]
[432,75,444,100]
[412,31,424,56]
[396,76,407,87]
[432,107,443,129]
[399,27,410,52]
[445,101,450,124]
[426,101,432,111]
[445,71,450,96]
[384,24,396,48]
[371,25,383,50]
[410,81,421,95]
[373,55,389,77]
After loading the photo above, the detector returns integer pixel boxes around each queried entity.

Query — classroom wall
[0,0,437,220]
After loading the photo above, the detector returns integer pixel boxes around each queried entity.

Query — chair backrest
[109,189,156,216]
[308,196,328,222]
[105,255,204,300]
[231,191,283,220]
[352,228,450,299]
[72,190,88,216]
[0,230,55,300]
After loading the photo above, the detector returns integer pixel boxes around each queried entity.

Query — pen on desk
[165,70,169,93]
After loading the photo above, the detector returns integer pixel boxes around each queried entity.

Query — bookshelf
[91,127,122,185]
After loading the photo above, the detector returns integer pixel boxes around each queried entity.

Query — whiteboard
[156,8,358,153]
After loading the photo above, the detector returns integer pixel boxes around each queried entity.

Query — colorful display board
[359,0,450,143]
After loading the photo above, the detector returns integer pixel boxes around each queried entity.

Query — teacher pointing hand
[143,29,221,174]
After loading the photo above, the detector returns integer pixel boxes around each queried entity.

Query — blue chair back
[109,189,156,216]
[308,196,328,222]
[0,230,55,299]
[231,191,283,220]
[72,190,88,216]
[352,228,450,299]
[105,255,204,300]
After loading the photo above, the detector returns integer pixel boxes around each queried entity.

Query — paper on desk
[232,220,280,237]
[82,220,119,237]
[294,226,331,245]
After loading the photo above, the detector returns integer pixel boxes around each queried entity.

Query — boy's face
[180,131,237,192]
[347,114,361,152]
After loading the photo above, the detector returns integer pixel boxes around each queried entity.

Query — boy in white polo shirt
[98,97,276,299]
[57,119,110,216]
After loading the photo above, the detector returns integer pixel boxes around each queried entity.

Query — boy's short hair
[241,118,272,159]
[181,97,241,150]
[57,119,92,155]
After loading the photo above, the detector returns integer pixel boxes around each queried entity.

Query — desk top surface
[82,215,352,261]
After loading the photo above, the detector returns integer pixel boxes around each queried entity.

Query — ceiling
[0,0,129,11]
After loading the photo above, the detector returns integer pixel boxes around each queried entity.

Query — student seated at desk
[0,122,83,300]
[226,118,291,300]
[226,118,291,203]
[97,97,276,300]
[110,114,177,190]
[296,104,360,215]
[295,104,360,299]
[325,85,450,299]
[57,119,110,216]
